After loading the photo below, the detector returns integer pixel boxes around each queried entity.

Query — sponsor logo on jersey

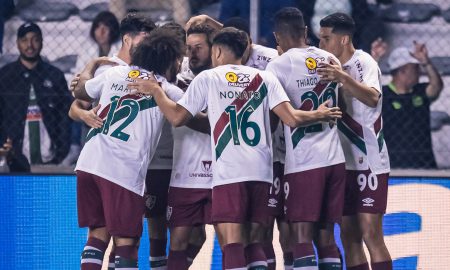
[305,57,318,74]
[268,198,278,208]
[362,197,375,207]
[189,160,213,178]
[126,69,151,82]
[225,72,251,87]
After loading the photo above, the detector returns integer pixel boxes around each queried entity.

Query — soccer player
[73,29,185,270]
[318,13,392,270]
[266,7,347,270]
[128,27,342,270]
[69,13,157,269]
[163,24,217,270]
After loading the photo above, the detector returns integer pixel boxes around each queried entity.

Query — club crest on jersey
[225,72,250,87]
[201,160,212,173]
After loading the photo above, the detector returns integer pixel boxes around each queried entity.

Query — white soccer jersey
[339,50,390,174]
[148,120,173,170]
[170,126,212,189]
[246,44,279,71]
[177,64,290,187]
[75,66,183,195]
[266,47,345,174]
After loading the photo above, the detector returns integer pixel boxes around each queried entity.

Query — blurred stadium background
[1,0,450,269]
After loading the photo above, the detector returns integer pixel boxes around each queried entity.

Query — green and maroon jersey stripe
[86,94,157,141]
[214,75,268,160]
[213,74,263,144]
[374,114,384,152]
[337,112,367,154]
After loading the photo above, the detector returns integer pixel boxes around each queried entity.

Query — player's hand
[185,14,222,31]
[317,59,345,83]
[0,138,12,157]
[317,99,342,122]
[127,76,163,96]
[69,73,80,94]
[411,40,429,64]
[79,104,104,129]
[371,37,388,62]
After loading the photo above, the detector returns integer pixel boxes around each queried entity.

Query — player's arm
[72,57,116,102]
[127,78,193,127]
[68,100,104,129]
[272,100,342,128]
[410,41,443,101]
[317,60,380,108]
[186,112,210,135]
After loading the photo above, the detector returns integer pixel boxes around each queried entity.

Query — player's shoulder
[350,49,378,67]
[252,44,279,58]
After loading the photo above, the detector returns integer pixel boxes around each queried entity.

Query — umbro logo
[268,198,278,207]
[362,197,375,207]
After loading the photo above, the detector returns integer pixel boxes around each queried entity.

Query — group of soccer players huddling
[71,7,392,270]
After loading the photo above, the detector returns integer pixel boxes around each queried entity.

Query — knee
[89,227,110,243]
[249,224,265,243]
[361,224,383,246]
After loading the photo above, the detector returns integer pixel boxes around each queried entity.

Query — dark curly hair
[119,13,156,38]
[131,27,184,75]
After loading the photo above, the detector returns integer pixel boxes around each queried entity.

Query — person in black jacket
[0,22,72,172]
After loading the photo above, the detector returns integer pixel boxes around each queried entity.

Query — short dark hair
[131,27,184,75]
[119,13,156,38]
[273,7,306,40]
[186,24,217,47]
[320,12,355,37]
[90,11,120,44]
[212,27,248,59]
[222,17,250,35]
[161,21,186,44]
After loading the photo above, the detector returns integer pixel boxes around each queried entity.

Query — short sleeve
[164,82,184,102]
[85,70,108,100]
[177,72,208,117]
[361,55,382,93]
[262,71,290,110]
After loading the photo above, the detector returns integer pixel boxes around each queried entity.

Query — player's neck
[117,47,130,64]
[339,45,356,65]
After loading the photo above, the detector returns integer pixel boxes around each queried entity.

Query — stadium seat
[380,3,440,23]
[430,56,450,76]
[18,2,78,22]
[79,2,109,21]
[442,8,450,23]
[0,54,19,68]
[50,54,77,74]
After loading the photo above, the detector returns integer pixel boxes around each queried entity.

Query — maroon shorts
[284,163,346,223]
[77,170,145,238]
[144,169,171,218]
[268,162,285,218]
[343,170,389,216]
[211,181,270,225]
[166,187,212,228]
